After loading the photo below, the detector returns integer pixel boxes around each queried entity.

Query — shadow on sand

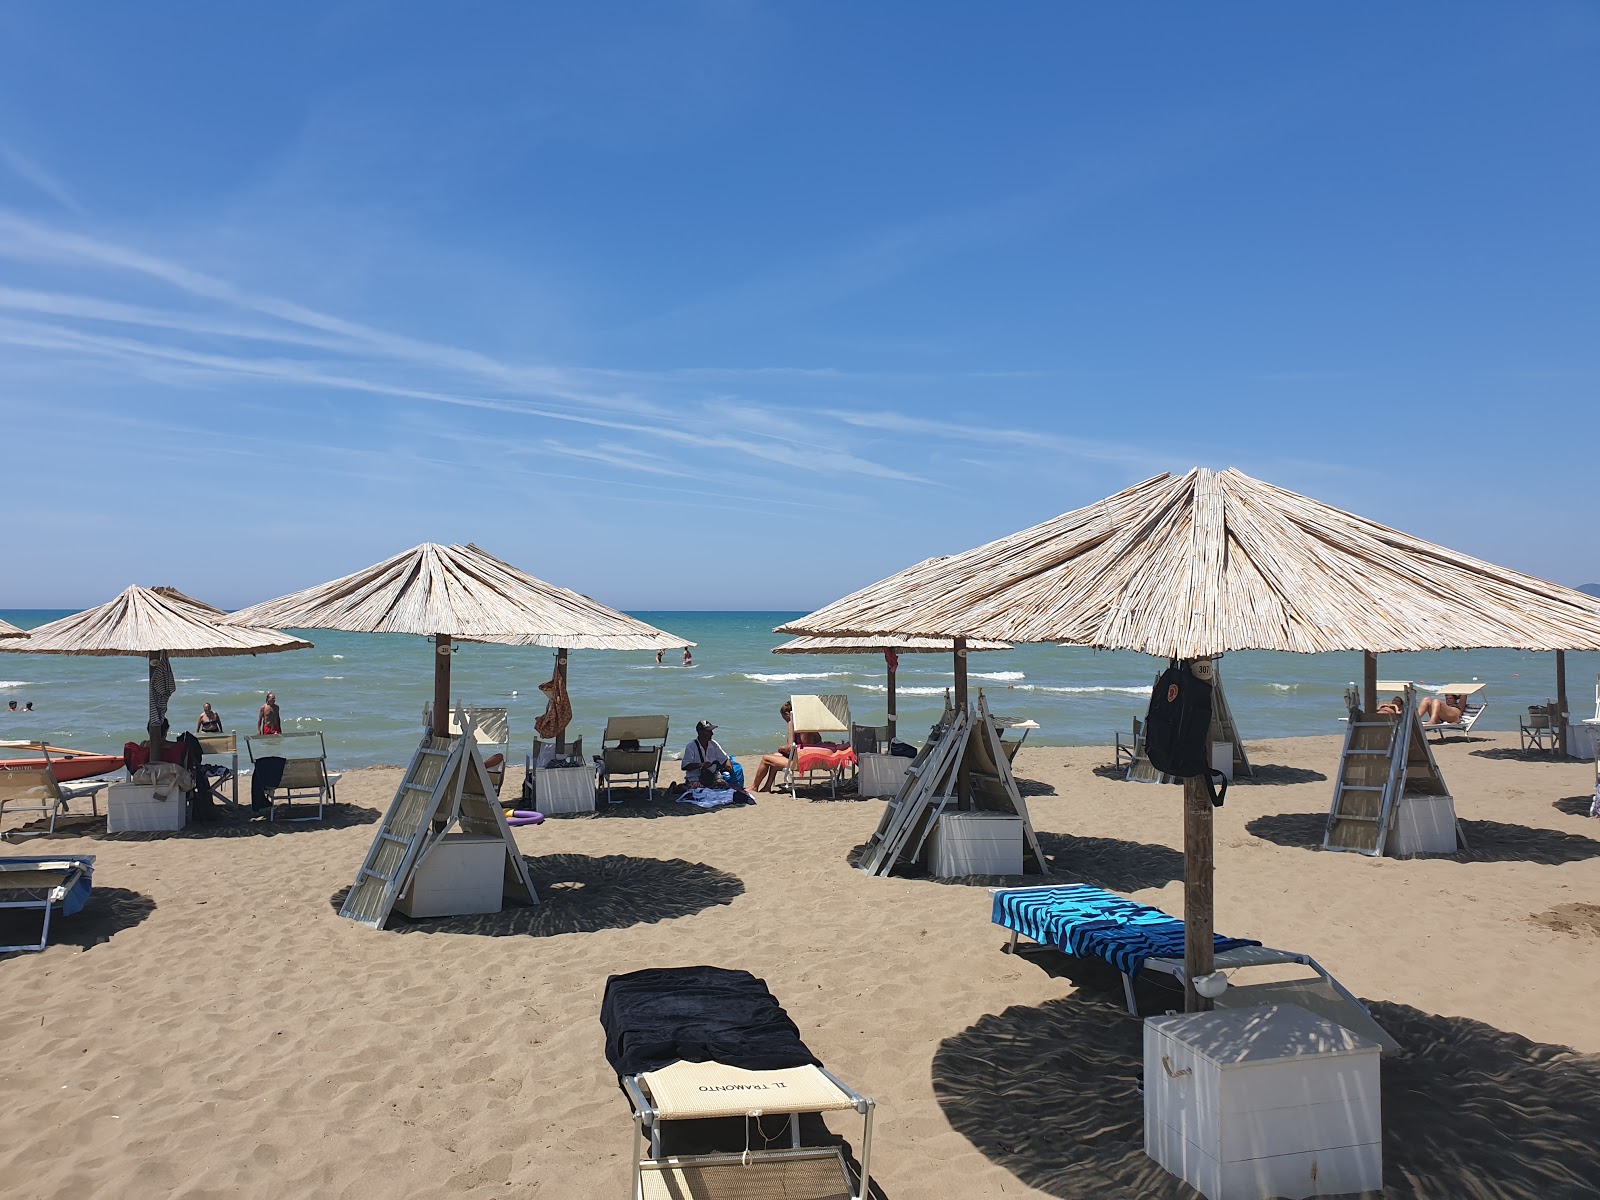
[1468,746,1579,763]
[1234,762,1328,785]
[0,885,156,956]
[5,803,382,843]
[932,985,1600,1198]
[329,852,743,937]
[846,832,1184,894]
[1553,796,1596,818]
[1247,811,1600,865]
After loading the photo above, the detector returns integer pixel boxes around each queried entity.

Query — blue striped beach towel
[992,884,1259,979]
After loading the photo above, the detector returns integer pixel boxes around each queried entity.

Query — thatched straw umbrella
[226,543,691,740]
[0,585,312,759]
[0,617,25,638]
[780,467,1600,1007]
[772,634,1010,742]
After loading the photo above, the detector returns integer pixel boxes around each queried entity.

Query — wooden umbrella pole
[885,649,898,744]
[555,647,569,755]
[432,634,452,737]
[1556,649,1568,756]
[1363,650,1378,717]
[1184,656,1216,1013]
[954,637,970,811]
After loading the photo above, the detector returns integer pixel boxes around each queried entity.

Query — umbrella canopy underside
[226,542,691,650]
[0,585,311,657]
[779,468,1600,658]
[772,634,1011,654]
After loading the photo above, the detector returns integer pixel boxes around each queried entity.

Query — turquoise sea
[2,610,1595,771]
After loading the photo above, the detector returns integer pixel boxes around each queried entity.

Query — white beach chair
[1421,682,1487,743]
[0,743,111,838]
[787,694,853,798]
[598,715,669,804]
[195,731,240,807]
[246,731,341,822]
[0,855,95,953]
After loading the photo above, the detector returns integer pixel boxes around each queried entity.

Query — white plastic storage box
[857,752,909,800]
[395,834,507,918]
[1144,1004,1382,1200]
[1389,794,1457,856]
[928,811,1023,877]
[536,764,597,815]
[106,783,188,833]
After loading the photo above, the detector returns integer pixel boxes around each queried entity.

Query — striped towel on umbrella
[148,651,176,730]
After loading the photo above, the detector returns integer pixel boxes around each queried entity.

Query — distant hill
[1580,584,1600,598]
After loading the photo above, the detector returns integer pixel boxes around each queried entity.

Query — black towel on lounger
[251,756,287,811]
[599,965,821,1078]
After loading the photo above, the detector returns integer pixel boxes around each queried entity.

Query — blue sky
[2,3,1597,611]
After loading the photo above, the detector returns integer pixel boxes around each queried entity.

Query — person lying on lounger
[1418,693,1466,725]
[1376,695,1404,715]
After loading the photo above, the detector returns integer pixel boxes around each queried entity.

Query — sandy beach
[3,730,1599,1199]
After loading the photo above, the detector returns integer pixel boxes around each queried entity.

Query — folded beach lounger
[0,855,94,953]
[991,883,1399,1053]
[601,965,875,1200]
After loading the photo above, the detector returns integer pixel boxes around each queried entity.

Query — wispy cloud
[0,145,83,214]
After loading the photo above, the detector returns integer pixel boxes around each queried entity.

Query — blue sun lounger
[0,855,94,954]
[992,883,1260,1013]
[991,882,1400,1052]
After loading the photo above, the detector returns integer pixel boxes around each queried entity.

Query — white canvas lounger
[0,856,94,953]
[1421,682,1487,743]
[622,1059,874,1200]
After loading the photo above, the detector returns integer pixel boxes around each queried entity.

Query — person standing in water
[257,691,282,735]
[655,649,664,665]
[197,702,224,733]
[682,647,694,668]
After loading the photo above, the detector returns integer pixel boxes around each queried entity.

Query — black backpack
[1143,662,1228,807]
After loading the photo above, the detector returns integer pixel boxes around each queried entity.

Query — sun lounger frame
[1,743,111,837]
[621,1063,874,1200]
[0,855,94,953]
[991,883,1398,1053]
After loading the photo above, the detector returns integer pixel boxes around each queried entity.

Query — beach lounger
[602,965,875,1200]
[0,744,112,838]
[991,883,1399,1053]
[0,855,93,953]
[195,731,239,807]
[787,695,854,798]
[598,716,669,804]
[246,731,341,822]
[1421,682,1487,743]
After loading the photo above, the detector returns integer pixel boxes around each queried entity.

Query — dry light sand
[2,730,1599,1199]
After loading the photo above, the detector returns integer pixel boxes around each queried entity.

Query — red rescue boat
[0,745,124,781]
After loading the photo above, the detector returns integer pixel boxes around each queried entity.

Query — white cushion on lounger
[640,1061,857,1119]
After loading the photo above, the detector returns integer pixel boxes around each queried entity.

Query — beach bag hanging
[1143,662,1228,807]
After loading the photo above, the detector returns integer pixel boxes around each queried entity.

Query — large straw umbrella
[780,467,1600,1008]
[772,634,1010,742]
[0,618,25,638]
[0,585,312,759]
[226,543,691,741]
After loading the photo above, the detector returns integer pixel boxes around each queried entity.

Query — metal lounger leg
[1122,971,1138,1016]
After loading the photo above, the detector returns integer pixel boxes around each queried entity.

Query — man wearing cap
[682,719,731,784]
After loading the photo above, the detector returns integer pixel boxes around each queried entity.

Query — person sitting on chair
[1418,693,1465,725]
[752,702,796,793]
[1376,695,1405,715]
[197,702,224,733]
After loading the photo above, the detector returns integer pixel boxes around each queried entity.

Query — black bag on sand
[1143,662,1228,807]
